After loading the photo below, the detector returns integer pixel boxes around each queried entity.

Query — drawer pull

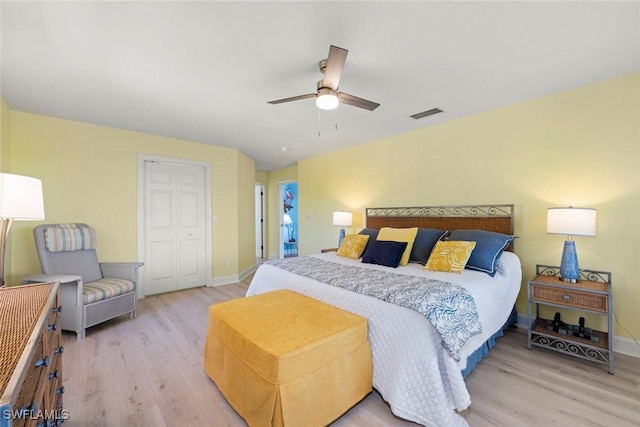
[49,369,60,380]
[562,294,571,301]
[54,346,64,355]
[35,355,50,368]
[55,385,65,395]
[54,305,63,313]
[48,323,58,331]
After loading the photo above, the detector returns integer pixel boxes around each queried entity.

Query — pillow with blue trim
[361,240,408,268]
[448,229,515,276]
[409,228,449,265]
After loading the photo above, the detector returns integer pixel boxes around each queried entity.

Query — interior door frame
[137,154,212,297]
[255,183,265,259]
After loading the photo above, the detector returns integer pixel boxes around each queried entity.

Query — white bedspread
[246,251,522,427]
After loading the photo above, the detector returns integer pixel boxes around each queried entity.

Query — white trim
[516,313,640,359]
[137,154,213,297]
[613,335,640,359]
[208,263,259,287]
[209,274,241,287]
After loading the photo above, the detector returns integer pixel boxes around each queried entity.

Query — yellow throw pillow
[425,240,477,273]
[377,227,418,266]
[336,234,370,259]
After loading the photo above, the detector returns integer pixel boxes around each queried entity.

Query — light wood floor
[62,277,640,427]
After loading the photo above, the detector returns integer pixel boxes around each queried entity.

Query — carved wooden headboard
[366,204,515,251]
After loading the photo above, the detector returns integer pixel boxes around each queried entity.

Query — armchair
[23,223,143,340]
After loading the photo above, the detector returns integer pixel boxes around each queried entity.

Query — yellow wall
[7,111,256,285]
[237,152,256,273]
[298,73,640,340]
[0,97,10,170]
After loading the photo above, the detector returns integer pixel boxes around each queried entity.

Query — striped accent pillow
[45,224,97,252]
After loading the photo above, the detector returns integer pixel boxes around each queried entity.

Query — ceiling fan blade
[321,45,348,91]
[338,92,380,111]
[267,93,316,105]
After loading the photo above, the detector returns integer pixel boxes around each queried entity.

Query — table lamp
[546,207,596,283]
[0,173,45,287]
[332,210,352,247]
[283,213,294,242]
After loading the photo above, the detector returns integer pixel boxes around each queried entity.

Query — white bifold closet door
[144,161,206,295]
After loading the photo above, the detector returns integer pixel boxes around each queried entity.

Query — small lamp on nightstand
[283,213,294,242]
[332,210,352,247]
[546,206,596,283]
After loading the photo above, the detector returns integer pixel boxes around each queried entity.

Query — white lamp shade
[0,173,45,220]
[332,211,352,227]
[546,207,596,237]
[316,88,339,110]
[283,213,293,225]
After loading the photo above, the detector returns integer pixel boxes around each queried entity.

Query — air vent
[410,108,443,120]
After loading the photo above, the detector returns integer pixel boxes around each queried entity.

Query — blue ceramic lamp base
[338,228,346,247]
[560,240,580,283]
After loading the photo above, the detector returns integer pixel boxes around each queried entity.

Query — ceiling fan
[268,45,380,111]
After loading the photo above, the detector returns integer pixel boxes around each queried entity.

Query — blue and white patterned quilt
[268,256,482,361]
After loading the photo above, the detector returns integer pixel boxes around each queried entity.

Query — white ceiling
[1,1,639,171]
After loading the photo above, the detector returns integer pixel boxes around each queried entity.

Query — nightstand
[321,248,338,253]
[527,264,613,374]
[284,241,298,258]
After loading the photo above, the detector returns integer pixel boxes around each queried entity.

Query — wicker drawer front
[46,293,60,327]
[531,284,608,312]
[12,337,46,414]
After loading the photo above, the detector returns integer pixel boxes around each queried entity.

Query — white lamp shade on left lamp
[332,211,352,247]
[0,173,45,220]
[0,173,45,286]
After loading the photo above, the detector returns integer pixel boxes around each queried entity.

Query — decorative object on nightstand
[332,210,352,247]
[0,173,45,287]
[546,206,596,283]
[527,264,613,374]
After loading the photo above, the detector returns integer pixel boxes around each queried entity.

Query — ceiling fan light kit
[268,45,379,112]
[316,88,339,110]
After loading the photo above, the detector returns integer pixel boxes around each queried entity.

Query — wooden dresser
[0,283,65,427]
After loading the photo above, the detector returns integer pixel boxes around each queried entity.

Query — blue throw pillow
[359,228,379,239]
[359,228,380,254]
[448,229,515,276]
[409,228,449,265]
[361,240,408,268]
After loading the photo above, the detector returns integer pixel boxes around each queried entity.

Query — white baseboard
[516,313,640,359]
[207,263,259,287]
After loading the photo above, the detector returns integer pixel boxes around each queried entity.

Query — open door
[280,181,298,258]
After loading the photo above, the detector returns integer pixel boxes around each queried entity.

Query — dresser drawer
[12,338,47,427]
[1,283,63,427]
[531,283,608,313]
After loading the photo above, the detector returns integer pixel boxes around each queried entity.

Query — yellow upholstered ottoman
[204,290,373,427]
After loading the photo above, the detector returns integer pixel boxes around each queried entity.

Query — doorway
[280,181,298,258]
[138,156,212,296]
[255,184,265,260]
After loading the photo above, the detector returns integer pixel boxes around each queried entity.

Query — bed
[246,204,522,427]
